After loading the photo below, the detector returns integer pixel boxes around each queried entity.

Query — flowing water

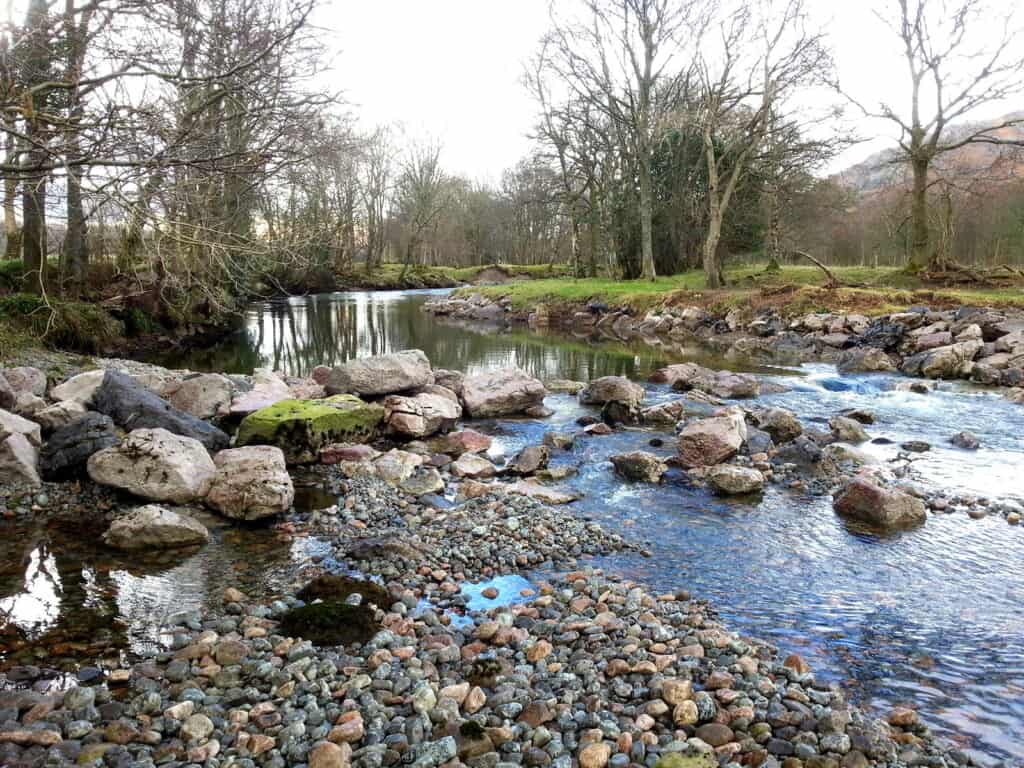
[3,288,1024,763]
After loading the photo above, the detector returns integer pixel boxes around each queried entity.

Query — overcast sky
[320,0,1022,181]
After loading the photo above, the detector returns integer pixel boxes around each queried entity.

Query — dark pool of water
[5,289,1024,763]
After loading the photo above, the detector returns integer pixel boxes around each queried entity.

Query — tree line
[2,0,1023,313]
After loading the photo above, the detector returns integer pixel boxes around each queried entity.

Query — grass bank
[461,264,1024,318]
[335,262,572,291]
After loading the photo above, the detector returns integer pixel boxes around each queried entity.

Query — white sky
[319,0,1023,180]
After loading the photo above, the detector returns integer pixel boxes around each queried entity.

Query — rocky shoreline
[422,294,1024,405]
[0,345,1016,767]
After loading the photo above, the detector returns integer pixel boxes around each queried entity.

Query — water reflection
[148,289,780,380]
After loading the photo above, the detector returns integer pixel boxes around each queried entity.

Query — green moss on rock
[235,395,383,463]
[277,601,381,647]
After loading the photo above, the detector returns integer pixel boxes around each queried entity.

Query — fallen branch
[791,250,865,288]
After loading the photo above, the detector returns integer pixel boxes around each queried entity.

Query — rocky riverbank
[422,295,1024,405]
[0,347,1016,767]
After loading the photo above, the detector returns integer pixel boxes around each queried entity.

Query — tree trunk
[907,155,930,271]
[638,156,656,281]
[3,127,20,261]
[22,166,46,293]
[703,201,723,290]
[764,184,781,268]
[570,212,581,278]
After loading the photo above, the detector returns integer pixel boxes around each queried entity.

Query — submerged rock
[91,370,229,451]
[103,504,210,550]
[39,412,120,480]
[236,396,384,463]
[205,445,295,520]
[833,478,927,530]
[950,431,980,450]
[830,415,869,443]
[749,406,802,444]
[325,349,433,396]
[507,444,549,475]
[277,601,381,646]
[461,368,546,418]
[609,451,667,483]
[87,428,216,504]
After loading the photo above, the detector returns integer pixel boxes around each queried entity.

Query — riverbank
[3,317,1022,763]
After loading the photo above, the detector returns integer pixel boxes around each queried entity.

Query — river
[3,288,1023,764]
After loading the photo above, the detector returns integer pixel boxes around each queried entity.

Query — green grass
[460,264,1024,316]
[0,293,124,354]
[337,262,574,290]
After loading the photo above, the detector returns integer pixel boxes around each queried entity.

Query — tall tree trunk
[3,127,20,261]
[908,154,930,272]
[703,199,723,290]
[62,0,90,293]
[22,161,46,293]
[764,184,781,268]
[638,156,656,281]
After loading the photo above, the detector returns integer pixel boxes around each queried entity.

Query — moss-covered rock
[277,601,381,646]
[235,395,383,463]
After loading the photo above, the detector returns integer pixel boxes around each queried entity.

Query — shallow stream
[3,288,1023,763]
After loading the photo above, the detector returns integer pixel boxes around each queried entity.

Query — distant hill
[836,113,1024,194]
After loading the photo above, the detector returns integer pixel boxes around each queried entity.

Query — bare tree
[360,125,394,274]
[394,139,450,277]
[697,0,830,288]
[542,0,705,281]
[840,0,1024,272]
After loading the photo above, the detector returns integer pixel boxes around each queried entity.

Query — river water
[3,289,1023,763]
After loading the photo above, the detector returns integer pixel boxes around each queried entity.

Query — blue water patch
[461,574,536,613]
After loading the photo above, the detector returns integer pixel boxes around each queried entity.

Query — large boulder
[0,407,42,448]
[677,411,747,468]
[640,395,718,426]
[429,429,492,456]
[451,453,497,479]
[384,391,461,438]
[507,445,550,476]
[33,401,88,433]
[91,370,229,451]
[50,369,106,404]
[433,369,465,397]
[228,369,291,416]
[651,363,759,399]
[373,449,424,485]
[0,433,40,487]
[39,413,120,480]
[833,478,927,530]
[1,367,46,398]
[165,373,235,420]
[579,376,645,408]
[461,368,546,418]
[707,465,764,495]
[835,348,897,374]
[235,396,384,463]
[610,451,667,483]
[749,407,802,444]
[0,373,14,409]
[87,428,216,504]
[103,505,210,550]
[205,446,294,520]
[325,349,433,397]
[830,415,869,443]
[901,340,983,379]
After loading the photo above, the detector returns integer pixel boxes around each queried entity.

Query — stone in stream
[833,477,927,530]
[461,368,546,418]
[235,396,384,463]
[706,464,764,495]
[429,429,492,455]
[39,412,120,479]
[901,339,983,379]
[543,431,575,451]
[609,451,667,483]
[651,362,760,399]
[384,390,461,438]
[91,370,229,451]
[325,349,434,396]
[677,411,747,468]
[579,376,645,408]
[545,378,586,394]
[901,440,931,453]
[830,415,869,443]
[205,446,294,520]
[87,428,216,504]
[950,431,980,450]
[507,480,581,504]
[451,453,497,479]
[749,406,803,444]
[102,504,210,550]
[835,347,897,374]
[399,466,445,496]
[507,445,549,475]
[373,448,424,485]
